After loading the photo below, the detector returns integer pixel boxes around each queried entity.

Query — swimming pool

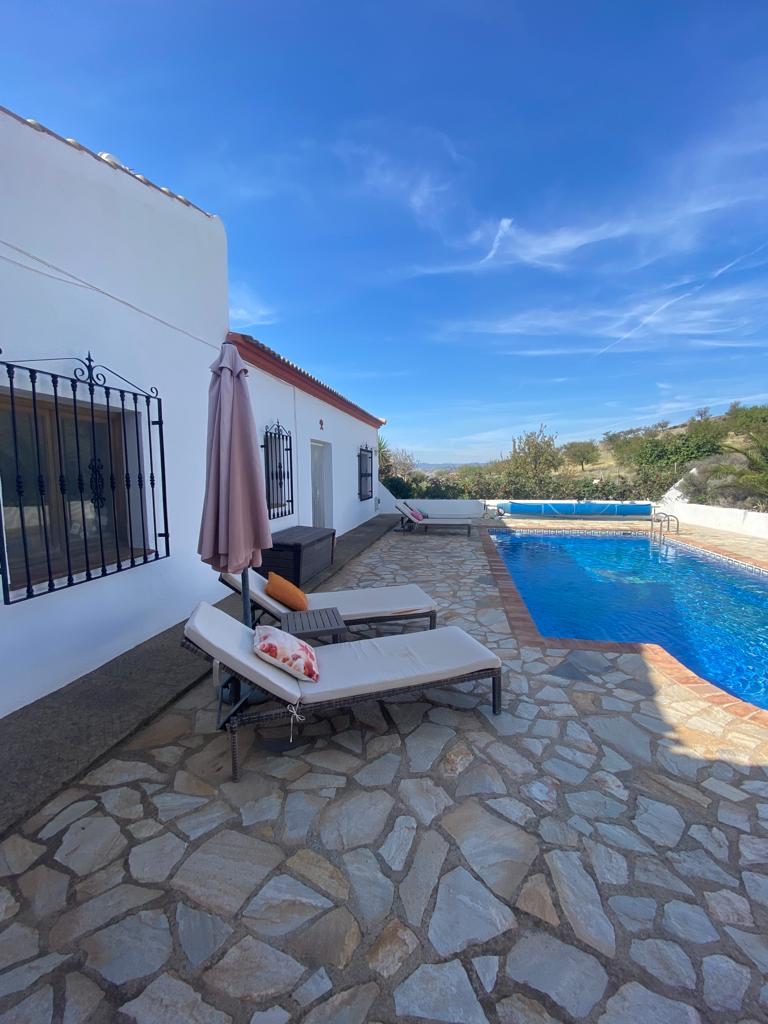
[492,530,768,707]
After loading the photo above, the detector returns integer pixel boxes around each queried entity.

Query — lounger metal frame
[181,636,502,781]
[219,574,438,631]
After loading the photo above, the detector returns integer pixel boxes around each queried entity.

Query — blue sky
[3,2,768,463]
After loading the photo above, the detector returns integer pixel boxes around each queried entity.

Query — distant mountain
[417,461,466,471]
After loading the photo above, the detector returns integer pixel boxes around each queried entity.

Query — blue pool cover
[497,500,652,517]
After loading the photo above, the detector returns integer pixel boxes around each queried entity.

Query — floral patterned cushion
[253,625,320,682]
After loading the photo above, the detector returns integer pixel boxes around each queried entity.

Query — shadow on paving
[0,526,765,1023]
[0,515,398,837]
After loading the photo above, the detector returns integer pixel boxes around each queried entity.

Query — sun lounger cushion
[254,625,320,682]
[185,603,499,708]
[185,601,303,704]
[221,570,436,623]
[265,572,308,611]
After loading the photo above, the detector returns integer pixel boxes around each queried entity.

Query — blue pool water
[492,531,768,707]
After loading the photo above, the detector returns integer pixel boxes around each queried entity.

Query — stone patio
[1,526,767,1023]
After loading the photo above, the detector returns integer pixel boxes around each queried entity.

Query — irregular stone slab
[743,869,768,906]
[303,749,362,773]
[249,1011,290,1024]
[0,886,18,923]
[282,792,328,844]
[18,864,68,920]
[82,760,163,786]
[83,909,171,983]
[50,883,160,949]
[688,824,728,862]
[389,703,430,734]
[354,753,400,787]
[608,895,656,933]
[725,927,768,972]
[152,792,208,822]
[0,922,38,970]
[204,937,304,1001]
[520,776,559,811]
[38,800,98,839]
[487,796,535,826]
[344,848,394,925]
[318,789,393,849]
[442,799,538,900]
[428,866,516,955]
[171,830,282,915]
[702,954,750,1012]
[515,872,559,926]
[286,849,348,899]
[54,815,127,876]
[0,834,45,876]
[241,792,283,826]
[395,960,488,1024]
[400,830,449,928]
[597,982,701,1023]
[496,993,560,1024]
[485,743,534,776]
[367,919,419,978]
[129,832,186,883]
[399,778,452,824]
[542,757,587,784]
[290,907,360,969]
[663,900,718,943]
[125,713,191,750]
[740,835,768,865]
[566,790,624,820]
[0,952,70,999]
[405,723,454,771]
[120,972,231,1023]
[472,955,498,994]
[293,968,332,1008]
[243,874,331,936]
[129,820,164,841]
[75,860,124,901]
[303,983,379,1024]
[177,801,235,839]
[545,850,615,957]
[704,888,754,927]
[63,971,104,1024]
[100,787,143,821]
[506,931,607,1018]
[177,903,233,968]
[630,939,695,989]
[585,716,651,764]
[379,815,417,871]
[456,761,506,797]
[595,823,652,853]
[634,797,685,847]
[175,770,216,797]
[0,987,53,1024]
[584,840,627,885]
[635,858,693,895]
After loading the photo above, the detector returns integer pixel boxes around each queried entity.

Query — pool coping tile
[479,524,768,722]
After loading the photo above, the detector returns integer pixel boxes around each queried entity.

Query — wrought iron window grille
[262,421,294,519]
[358,443,374,501]
[0,350,170,605]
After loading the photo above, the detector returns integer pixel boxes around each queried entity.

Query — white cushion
[301,626,500,705]
[222,571,436,623]
[185,602,301,703]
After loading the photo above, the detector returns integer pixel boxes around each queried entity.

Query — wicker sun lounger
[182,602,502,780]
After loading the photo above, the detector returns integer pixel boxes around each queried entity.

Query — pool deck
[1,522,767,1022]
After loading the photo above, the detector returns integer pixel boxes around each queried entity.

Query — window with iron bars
[263,421,294,518]
[0,352,169,604]
[358,444,374,501]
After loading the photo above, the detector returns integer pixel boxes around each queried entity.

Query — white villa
[0,105,383,716]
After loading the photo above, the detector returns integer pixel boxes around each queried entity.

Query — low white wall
[659,496,768,539]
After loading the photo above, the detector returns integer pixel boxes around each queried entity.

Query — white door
[310,441,333,528]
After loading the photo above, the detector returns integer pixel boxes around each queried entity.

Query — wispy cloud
[229,282,278,329]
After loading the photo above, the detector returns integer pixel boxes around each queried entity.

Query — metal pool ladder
[650,511,680,542]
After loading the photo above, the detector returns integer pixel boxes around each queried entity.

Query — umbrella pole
[240,568,251,627]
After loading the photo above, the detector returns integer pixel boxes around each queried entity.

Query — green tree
[376,435,393,479]
[506,426,562,496]
[562,440,600,472]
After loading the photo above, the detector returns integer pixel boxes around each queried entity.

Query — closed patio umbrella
[198,340,272,627]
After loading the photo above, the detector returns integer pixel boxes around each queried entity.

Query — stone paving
[1,527,767,1023]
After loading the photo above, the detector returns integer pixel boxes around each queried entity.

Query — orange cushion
[265,572,308,612]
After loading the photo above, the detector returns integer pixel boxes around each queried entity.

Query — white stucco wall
[244,365,380,537]
[0,110,231,716]
[659,494,768,539]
